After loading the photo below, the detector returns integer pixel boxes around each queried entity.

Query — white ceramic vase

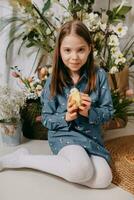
[0,121,22,146]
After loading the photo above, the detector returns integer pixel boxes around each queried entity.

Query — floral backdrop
[0,0,134,137]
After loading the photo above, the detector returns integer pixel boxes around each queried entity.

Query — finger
[81,100,91,107]
[79,102,91,111]
[70,112,78,118]
[68,105,78,113]
[81,95,91,102]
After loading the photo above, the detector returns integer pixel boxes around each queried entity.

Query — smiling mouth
[70,63,79,65]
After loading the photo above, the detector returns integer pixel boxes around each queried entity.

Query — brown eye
[65,49,70,53]
[79,48,85,52]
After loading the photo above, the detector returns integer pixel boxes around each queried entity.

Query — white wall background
[0,0,39,88]
[0,0,134,88]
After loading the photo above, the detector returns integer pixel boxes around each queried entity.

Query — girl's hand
[65,96,78,122]
[78,93,91,117]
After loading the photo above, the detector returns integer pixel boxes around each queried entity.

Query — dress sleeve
[89,69,114,125]
[40,77,70,131]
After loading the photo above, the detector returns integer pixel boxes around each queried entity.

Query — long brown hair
[50,20,96,97]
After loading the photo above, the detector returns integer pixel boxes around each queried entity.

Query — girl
[0,20,114,188]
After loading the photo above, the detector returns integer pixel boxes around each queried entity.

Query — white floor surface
[0,119,134,200]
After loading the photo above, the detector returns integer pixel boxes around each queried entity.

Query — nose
[71,52,78,60]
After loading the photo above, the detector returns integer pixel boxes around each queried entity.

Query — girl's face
[60,34,91,76]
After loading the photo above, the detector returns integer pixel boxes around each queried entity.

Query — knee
[97,168,113,188]
[64,161,94,183]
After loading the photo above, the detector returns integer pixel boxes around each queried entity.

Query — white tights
[0,145,112,188]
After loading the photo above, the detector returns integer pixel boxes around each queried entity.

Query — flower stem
[108,0,111,10]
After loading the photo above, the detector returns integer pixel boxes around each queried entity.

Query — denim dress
[41,68,114,164]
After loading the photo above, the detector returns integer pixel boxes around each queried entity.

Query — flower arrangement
[11,65,52,122]
[0,86,25,123]
[49,0,134,73]
[11,65,51,139]
[11,65,44,100]
[2,0,133,72]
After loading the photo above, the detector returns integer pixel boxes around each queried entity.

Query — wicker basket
[103,117,128,130]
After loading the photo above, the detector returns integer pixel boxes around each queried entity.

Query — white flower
[36,85,42,90]
[108,35,119,46]
[84,12,100,31]
[46,28,51,35]
[112,23,128,38]
[111,47,121,58]
[115,56,126,65]
[88,13,99,23]
[114,52,126,65]
[109,66,119,74]
[0,86,25,123]
[99,23,107,32]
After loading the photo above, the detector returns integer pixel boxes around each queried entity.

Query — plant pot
[108,66,129,95]
[22,120,48,140]
[21,99,48,140]
[102,117,128,130]
[0,121,22,146]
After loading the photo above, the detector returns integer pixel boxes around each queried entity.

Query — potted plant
[0,86,25,146]
[11,65,52,139]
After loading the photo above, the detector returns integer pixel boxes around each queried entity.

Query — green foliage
[112,90,134,120]
[107,5,132,22]
[42,0,51,13]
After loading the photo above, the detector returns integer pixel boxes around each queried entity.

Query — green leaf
[26,42,35,48]
[107,6,132,23]
[6,33,24,63]
[18,39,27,55]
[78,0,87,5]
[115,6,132,16]
[71,3,82,13]
[0,17,24,32]
[42,0,51,14]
